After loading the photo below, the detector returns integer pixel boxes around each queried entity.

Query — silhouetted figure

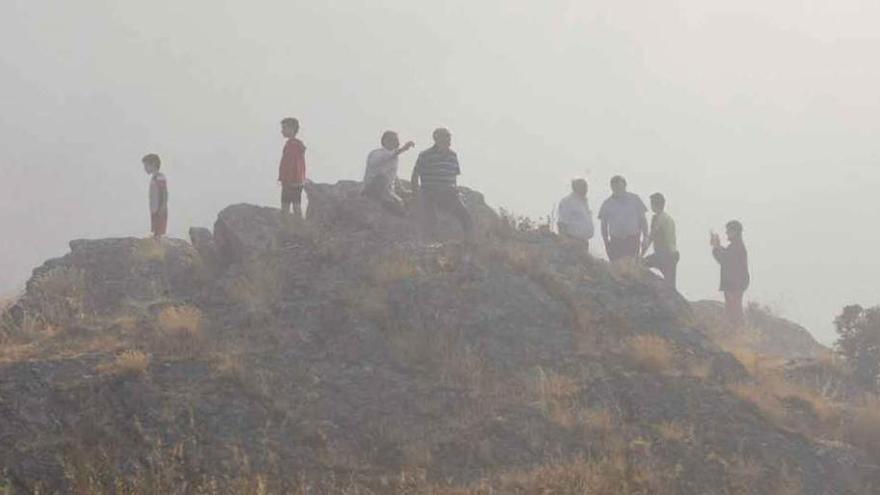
[643,193,680,289]
[411,128,473,242]
[557,178,594,253]
[278,117,307,217]
[142,154,168,240]
[363,130,415,215]
[598,176,648,261]
[712,220,750,326]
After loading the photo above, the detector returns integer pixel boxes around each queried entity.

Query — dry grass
[340,284,389,323]
[29,266,86,326]
[841,399,880,452]
[654,421,694,444]
[371,255,420,286]
[623,335,676,374]
[729,376,840,436]
[529,367,581,427]
[97,350,150,378]
[212,352,245,383]
[152,305,206,358]
[158,305,203,337]
[132,238,167,261]
[580,407,617,434]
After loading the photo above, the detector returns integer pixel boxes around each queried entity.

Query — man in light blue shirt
[598,175,648,261]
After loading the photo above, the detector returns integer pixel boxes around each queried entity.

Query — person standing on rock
[711,220,750,326]
[142,154,168,240]
[411,127,474,242]
[598,176,648,261]
[363,130,415,215]
[278,117,307,217]
[642,193,680,289]
[557,178,594,253]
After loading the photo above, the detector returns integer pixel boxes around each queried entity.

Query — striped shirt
[413,146,460,189]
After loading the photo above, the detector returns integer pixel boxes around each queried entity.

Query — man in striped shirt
[411,128,473,241]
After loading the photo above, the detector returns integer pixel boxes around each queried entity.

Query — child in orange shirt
[278,118,307,217]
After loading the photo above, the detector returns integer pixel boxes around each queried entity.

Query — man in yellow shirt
[642,193,680,289]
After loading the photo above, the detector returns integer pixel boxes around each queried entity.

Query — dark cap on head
[142,153,161,168]
[650,192,666,207]
[432,127,450,140]
[726,220,744,233]
[281,117,299,128]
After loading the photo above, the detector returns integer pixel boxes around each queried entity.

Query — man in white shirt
[363,130,414,215]
[557,178,594,252]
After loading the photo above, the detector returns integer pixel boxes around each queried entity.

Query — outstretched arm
[394,141,415,158]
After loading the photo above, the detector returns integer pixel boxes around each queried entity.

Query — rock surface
[692,300,830,360]
[0,182,876,493]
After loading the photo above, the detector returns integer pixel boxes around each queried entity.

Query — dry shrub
[154,305,206,358]
[29,267,86,326]
[530,367,581,426]
[654,421,694,444]
[717,337,784,377]
[384,325,487,392]
[97,350,150,377]
[581,407,616,434]
[685,358,712,379]
[226,260,284,313]
[371,255,419,286]
[842,400,880,452]
[623,335,675,374]
[729,376,840,436]
[158,305,203,337]
[212,352,245,383]
[726,455,765,493]
[487,443,673,495]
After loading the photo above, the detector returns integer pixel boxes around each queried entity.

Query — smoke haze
[2,0,880,343]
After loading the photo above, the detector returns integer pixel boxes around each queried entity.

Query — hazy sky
[2,0,879,344]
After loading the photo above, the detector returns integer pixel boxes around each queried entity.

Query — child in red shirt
[142,154,168,239]
[278,118,307,217]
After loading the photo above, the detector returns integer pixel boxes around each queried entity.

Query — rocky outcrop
[11,238,202,323]
[692,300,829,360]
[0,182,876,493]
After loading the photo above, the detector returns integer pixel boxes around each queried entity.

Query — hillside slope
[1,182,877,494]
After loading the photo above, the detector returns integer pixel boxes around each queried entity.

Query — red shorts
[151,210,168,236]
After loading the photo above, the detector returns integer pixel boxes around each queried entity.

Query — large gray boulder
[213,204,286,266]
[12,238,201,323]
[305,180,500,241]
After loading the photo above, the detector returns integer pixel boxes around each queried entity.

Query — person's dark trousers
[420,187,474,241]
[607,235,640,261]
[363,176,406,216]
[724,290,745,326]
[645,250,680,289]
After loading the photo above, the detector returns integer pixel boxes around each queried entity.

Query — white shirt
[364,148,399,186]
[557,193,594,241]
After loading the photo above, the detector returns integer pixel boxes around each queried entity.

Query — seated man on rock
[363,130,415,215]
